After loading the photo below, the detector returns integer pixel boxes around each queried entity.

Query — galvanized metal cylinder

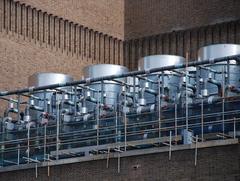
[28,73,74,120]
[83,64,129,111]
[138,55,185,105]
[197,44,240,97]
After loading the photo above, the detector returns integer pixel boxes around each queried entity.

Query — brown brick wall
[0,144,239,181]
[13,0,240,40]
[124,20,240,70]
[16,0,125,39]
[0,0,240,87]
[0,0,124,65]
[124,0,240,40]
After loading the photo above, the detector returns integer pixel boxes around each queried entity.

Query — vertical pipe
[133,76,136,107]
[124,87,127,151]
[222,67,225,138]
[227,60,230,85]
[74,86,77,116]
[158,74,162,140]
[44,124,47,161]
[96,90,100,153]
[47,154,50,176]
[27,114,30,163]
[17,94,20,123]
[185,52,189,130]
[56,101,60,160]
[195,135,198,166]
[1,120,5,167]
[201,98,204,142]
[106,147,110,168]
[169,131,172,160]
[115,111,118,143]
[35,157,38,178]
[43,90,47,112]
[233,117,236,139]
[174,102,177,144]
[17,144,20,165]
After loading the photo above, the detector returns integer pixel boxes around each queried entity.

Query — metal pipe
[207,78,222,96]
[195,135,198,166]
[158,74,162,140]
[222,67,225,138]
[182,83,196,93]
[44,124,47,161]
[174,102,177,144]
[135,75,158,84]
[17,95,21,123]
[27,119,30,164]
[96,90,100,152]
[198,65,222,74]
[1,54,240,96]
[74,86,77,116]
[29,105,44,112]
[169,131,172,160]
[185,53,189,130]
[124,86,127,151]
[234,117,236,139]
[56,101,60,160]
[201,98,204,142]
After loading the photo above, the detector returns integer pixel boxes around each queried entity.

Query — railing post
[195,135,198,166]
[174,103,178,144]
[201,98,204,142]
[234,117,236,139]
[35,157,38,178]
[169,131,172,160]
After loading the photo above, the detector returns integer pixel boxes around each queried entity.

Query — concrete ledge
[0,138,239,173]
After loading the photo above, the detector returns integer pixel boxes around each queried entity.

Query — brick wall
[0,144,239,181]
[124,20,240,70]
[124,0,240,40]
[0,0,240,88]
[16,0,125,39]
[14,0,240,40]
[0,0,124,66]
